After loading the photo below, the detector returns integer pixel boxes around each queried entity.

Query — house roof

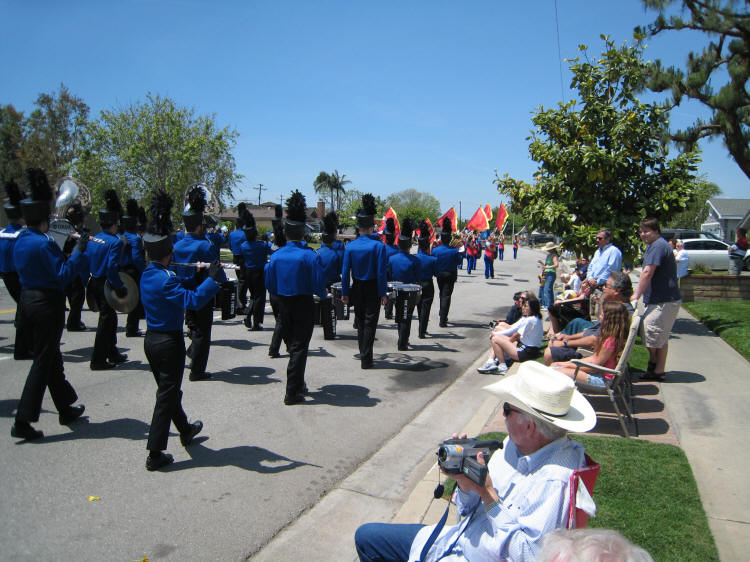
[708,198,750,219]
[220,203,319,223]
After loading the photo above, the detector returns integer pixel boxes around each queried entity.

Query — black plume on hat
[104,189,123,216]
[147,190,173,236]
[240,205,255,229]
[137,205,147,228]
[384,217,396,235]
[27,168,54,203]
[400,217,415,240]
[322,211,338,235]
[125,198,139,218]
[360,193,376,216]
[236,202,247,227]
[286,190,307,223]
[185,185,206,215]
[4,180,24,206]
[440,217,452,235]
[274,204,283,219]
[418,220,430,240]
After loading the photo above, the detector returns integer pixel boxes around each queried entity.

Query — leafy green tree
[313,169,351,212]
[639,0,750,179]
[385,188,441,225]
[0,104,25,183]
[494,38,701,262]
[338,188,387,230]
[665,178,722,229]
[76,93,241,218]
[21,84,90,182]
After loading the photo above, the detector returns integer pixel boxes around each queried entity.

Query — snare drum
[331,281,349,320]
[393,283,421,323]
[220,280,237,320]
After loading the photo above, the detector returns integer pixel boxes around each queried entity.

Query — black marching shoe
[11,421,44,441]
[361,359,373,370]
[180,420,203,446]
[67,322,86,332]
[59,404,85,425]
[109,353,128,364]
[146,451,174,471]
[189,372,211,381]
[90,361,116,371]
[268,351,280,358]
[284,393,305,405]
[439,321,448,328]
[126,329,143,337]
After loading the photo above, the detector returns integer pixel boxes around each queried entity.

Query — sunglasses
[595,236,605,240]
[503,403,522,417]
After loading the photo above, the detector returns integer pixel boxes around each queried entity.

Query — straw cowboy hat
[483,362,596,433]
[541,241,561,252]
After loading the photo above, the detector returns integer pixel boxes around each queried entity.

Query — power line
[255,183,265,205]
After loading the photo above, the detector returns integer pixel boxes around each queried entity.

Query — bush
[691,262,712,274]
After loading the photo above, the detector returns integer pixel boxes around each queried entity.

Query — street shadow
[0,398,24,418]
[60,346,93,363]
[167,442,319,473]
[669,317,716,337]
[19,417,150,444]
[513,278,531,283]
[330,333,358,341]
[212,366,279,386]
[495,273,513,277]
[406,342,458,353]
[663,370,706,384]
[373,352,449,372]
[485,282,509,286]
[442,322,486,330]
[306,384,380,407]
[307,346,335,357]
[426,331,466,340]
[213,338,256,351]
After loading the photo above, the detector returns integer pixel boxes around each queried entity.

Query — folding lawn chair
[567,453,600,529]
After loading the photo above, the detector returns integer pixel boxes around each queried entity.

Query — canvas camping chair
[570,301,642,437]
[567,453,600,529]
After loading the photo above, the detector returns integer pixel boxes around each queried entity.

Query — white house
[702,198,750,242]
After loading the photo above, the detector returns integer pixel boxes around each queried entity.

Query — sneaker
[496,362,509,374]
[477,360,499,374]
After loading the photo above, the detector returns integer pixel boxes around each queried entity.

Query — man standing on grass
[631,217,681,382]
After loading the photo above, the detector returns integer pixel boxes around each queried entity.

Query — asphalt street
[0,249,541,561]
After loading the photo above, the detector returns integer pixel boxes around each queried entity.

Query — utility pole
[459,201,462,223]
[279,194,283,207]
[255,183,266,205]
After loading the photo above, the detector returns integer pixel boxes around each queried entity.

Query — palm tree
[313,169,352,212]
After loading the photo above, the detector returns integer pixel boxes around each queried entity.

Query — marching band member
[264,191,325,405]
[140,189,221,471]
[229,203,248,314]
[239,205,270,330]
[87,189,128,370]
[341,194,388,369]
[415,220,438,339]
[122,198,146,337]
[387,218,421,350]
[382,217,399,319]
[317,211,343,340]
[61,202,89,333]
[11,169,89,441]
[431,218,462,327]
[172,185,227,381]
[1,180,33,358]
[267,204,288,358]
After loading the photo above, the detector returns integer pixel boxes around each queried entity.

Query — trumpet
[449,232,464,247]
[169,261,240,270]
[68,231,107,245]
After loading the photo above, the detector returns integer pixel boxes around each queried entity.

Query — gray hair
[609,271,633,299]
[597,229,612,241]
[538,528,654,562]
[517,410,567,441]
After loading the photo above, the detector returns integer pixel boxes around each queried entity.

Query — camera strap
[419,498,479,561]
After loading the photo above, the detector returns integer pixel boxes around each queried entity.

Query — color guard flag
[437,207,457,232]
[483,204,493,222]
[466,206,489,231]
[496,202,508,232]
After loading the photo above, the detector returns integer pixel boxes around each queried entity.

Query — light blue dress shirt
[586,243,622,287]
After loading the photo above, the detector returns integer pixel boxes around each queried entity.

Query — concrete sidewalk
[251,307,750,561]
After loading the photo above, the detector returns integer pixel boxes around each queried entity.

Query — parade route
[0,251,540,561]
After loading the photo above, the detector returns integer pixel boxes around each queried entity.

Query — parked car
[661,228,724,243]
[681,238,749,271]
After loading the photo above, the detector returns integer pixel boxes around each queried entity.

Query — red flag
[379,207,400,241]
[466,207,489,231]
[483,204,493,222]
[437,207,457,233]
[496,202,508,232]
[416,218,436,246]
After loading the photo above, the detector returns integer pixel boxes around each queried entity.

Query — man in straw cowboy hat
[355,362,596,562]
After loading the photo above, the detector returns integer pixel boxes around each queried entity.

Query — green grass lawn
[444,432,719,561]
[683,300,750,361]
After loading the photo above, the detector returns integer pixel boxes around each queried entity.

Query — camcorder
[437,438,503,486]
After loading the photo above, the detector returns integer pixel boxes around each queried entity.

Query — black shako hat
[98,189,123,226]
[418,219,431,250]
[240,204,257,241]
[285,190,307,241]
[236,202,247,228]
[122,198,139,231]
[20,168,53,225]
[143,189,174,261]
[321,211,338,244]
[356,193,376,229]
[398,217,415,251]
[65,201,85,227]
[440,217,452,245]
[3,179,26,221]
[183,184,206,231]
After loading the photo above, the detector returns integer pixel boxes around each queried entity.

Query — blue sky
[2,0,747,219]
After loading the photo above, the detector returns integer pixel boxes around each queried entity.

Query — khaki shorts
[641,301,681,349]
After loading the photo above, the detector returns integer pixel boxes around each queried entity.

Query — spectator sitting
[354,362,597,562]
[478,292,544,374]
[492,291,524,327]
[550,302,630,387]
[545,272,632,365]
[538,528,654,562]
